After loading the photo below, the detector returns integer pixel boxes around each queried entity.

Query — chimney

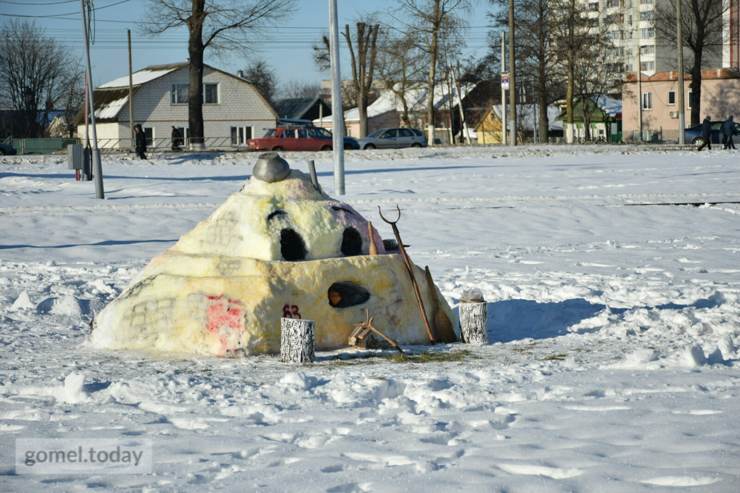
[237,70,245,79]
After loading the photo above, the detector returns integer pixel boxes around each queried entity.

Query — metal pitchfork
[378,205,436,344]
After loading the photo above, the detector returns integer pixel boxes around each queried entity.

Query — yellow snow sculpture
[91,154,455,356]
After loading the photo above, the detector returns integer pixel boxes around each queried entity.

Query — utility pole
[676,0,686,145]
[80,0,104,199]
[501,31,507,146]
[635,5,643,144]
[128,29,135,152]
[508,0,517,146]
[328,0,345,195]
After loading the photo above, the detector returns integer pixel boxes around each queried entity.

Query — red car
[247,126,359,152]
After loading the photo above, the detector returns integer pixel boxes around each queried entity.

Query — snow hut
[91,155,455,356]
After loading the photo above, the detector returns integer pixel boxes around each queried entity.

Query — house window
[668,91,676,105]
[641,28,655,39]
[204,83,219,104]
[641,92,652,110]
[640,61,655,72]
[171,83,219,104]
[143,127,154,147]
[171,84,188,104]
[230,126,254,146]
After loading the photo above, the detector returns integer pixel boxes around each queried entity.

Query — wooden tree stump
[460,301,488,345]
[280,318,315,363]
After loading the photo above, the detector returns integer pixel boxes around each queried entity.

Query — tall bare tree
[549,0,601,143]
[655,0,728,126]
[490,0,559,143]
[376,31,426,127]
[145,0,293,149]
[573,30,613,142]
[401,0,471,144]
[343,23,380,138]
[0,20,81,138]
[313,20,380,136]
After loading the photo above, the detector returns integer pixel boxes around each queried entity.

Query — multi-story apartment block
[577,0,733,87]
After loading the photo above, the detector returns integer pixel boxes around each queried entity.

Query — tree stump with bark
[280,318,315,363]
[459,290,488,345]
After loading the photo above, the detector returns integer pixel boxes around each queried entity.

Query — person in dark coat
[697,116,712,151]
[171,126,182,151]
[722,116,736,150]
[134,124,147,159]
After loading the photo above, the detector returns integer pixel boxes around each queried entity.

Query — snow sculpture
[91,154,455,356]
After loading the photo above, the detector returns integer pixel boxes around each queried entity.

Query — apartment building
[579,0,730,83]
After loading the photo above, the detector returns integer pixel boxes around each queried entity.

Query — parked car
[0,142,17,155]
[247,126,359,152]
[684,121,740,147]
[357,128,427,150]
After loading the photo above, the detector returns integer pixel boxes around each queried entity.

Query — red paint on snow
[206,295,245,353]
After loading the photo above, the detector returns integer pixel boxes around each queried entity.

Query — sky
[0,0,493,93]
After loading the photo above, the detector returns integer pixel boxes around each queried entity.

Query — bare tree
[490,0,560,143]
[549,0,601,144]
[573,30,613,142]
[655,0,728,126]
[376,31,426,127]
[401,0,471,144]
[278,81,322,100]
[145,0,294,149]
[60,77,85,138]
[312,20,380,136]
[0,20,81,138]
[343,23,380,138]
[241,59,277,103]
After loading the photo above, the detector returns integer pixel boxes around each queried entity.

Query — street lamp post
[80,0,104,198]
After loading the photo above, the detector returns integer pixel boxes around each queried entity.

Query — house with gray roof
[78,62,277,150]
[273,95,332,123]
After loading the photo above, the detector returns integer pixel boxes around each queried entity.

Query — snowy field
[1,145,739,492]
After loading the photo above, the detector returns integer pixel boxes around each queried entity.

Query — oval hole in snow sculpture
[328,282,370,308]
[280,228,307,261]
[341,227,363,256]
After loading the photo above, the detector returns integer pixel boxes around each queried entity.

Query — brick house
[622,69,740,142]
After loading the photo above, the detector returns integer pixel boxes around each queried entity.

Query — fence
[93,136,241,152]
[5,137,79,155]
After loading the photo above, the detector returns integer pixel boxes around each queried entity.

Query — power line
[0,0,78,5]
[0,0,131,19]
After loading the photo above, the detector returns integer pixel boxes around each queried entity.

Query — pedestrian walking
[134,124,147,159]
[722,116,736,150]
[697,116,712,151]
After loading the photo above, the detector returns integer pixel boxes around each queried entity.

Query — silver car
[357,128,427,150]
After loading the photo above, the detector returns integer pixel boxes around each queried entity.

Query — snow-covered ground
[1,146,739,492]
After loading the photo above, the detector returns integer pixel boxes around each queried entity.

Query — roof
[98,63,185,89]
[76,88,134,125]
[274,96,328,120]
[321,82,476,124]
[624,68,740,83]
[84,62,277,123]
